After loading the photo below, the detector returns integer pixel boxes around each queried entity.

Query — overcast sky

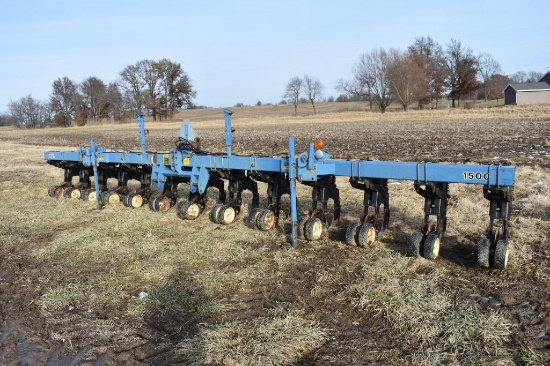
[1,0,548,113]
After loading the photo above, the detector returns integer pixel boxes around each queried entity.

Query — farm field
[0,105,549,365]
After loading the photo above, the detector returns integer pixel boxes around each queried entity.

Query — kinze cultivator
[44,110,516,269]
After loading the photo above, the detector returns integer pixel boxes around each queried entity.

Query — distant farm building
[504,72,550,105]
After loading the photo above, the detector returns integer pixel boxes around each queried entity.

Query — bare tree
[50,77,80,127]
[408,36,448,108]
[353,48,393,113]
[477,53,502,101]
[9,95,49,128]
[336,78,372,108]
[119,63,146,115]
[105,82,124,120]
[302,75,323,114]
[136,60,160,120]
[445,39,479,107]
[155,58,196,119]
[119,59,195,120]
[283,76,303,115]
[387,48,428,111]
[0,113,18,126]
[81,76,107,122]
[510,71,527,83]
[527,70,544,82]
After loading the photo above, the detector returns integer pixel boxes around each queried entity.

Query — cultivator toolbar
[44,110,516,269]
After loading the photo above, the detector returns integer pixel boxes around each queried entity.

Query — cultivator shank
[44,111,517,269]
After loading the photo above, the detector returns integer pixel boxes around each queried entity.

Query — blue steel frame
[44,111,516,247]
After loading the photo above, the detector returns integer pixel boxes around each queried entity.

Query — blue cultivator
[44,111,516,269]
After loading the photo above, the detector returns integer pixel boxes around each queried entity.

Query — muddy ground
[1,116,549,365]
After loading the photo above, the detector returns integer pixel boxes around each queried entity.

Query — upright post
[138,114,147,155]
[223,109,233,156]
[90,138,101,210]
[288,137,298,246]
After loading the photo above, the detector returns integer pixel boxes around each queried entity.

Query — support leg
[408,182,449,260]
[345,178,389,247]
[478,186,512,269]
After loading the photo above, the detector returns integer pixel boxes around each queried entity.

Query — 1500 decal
[463,172,489,180]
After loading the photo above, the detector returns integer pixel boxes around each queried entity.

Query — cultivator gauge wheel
[477,238,491,268]
[345,222,361,246]
[100,191,110,205]
[217,205,236,225]
[80,188,90,201]
[129,193,143,208]
[256,209,275,231]
[148,195,158,211]
[100,191,120,205]
[48,185,64,198]
[155,195,170,212]
[423,233,440,260]
[210,204,224,223]
[87,190,97,202]
[357,223,376,248]
[109,192,120,204]
[177,201,201,220]
[122,194,131,207]
[63,187,80,199]
[70,188,81,199]
[62,187,71,198]
[246,208,262,229]
[494,240,509,269]
[296,216,308,239]
[176,201,186,219]
[408,232,423,257]
[304,217,323,241]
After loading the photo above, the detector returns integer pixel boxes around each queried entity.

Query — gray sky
[1,0,548,112]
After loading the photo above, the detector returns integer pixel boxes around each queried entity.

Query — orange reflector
[314,139,324,150]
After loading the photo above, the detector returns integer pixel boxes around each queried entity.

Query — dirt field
[0,105,549,365]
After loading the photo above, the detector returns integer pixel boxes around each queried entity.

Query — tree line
[3,58,196,128]
[284,36,546,113]
[3,36,546,127]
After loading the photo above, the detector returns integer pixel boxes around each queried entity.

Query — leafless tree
[527,70,544,82]
[477,53,502,101]
[105,82,124,120]
[119,62,146,115]
[353,48,393,113]
[510,71,527,83]
[335,78,372,108]
[9,95,49,128]
[302,75,323,114]
[508,70,544,84]
[445,39,479,107]
[80,76,107,122]
[0,113,18,126]
[119,59,195,120]
[408,36,448,108]
[136,60,160,120]
[155,58,196,119]
[283,76,303,115]
[50,77,80,127]
[387,48,428,111]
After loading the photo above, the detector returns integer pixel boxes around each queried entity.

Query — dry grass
[177,308,327,365]
[0,105,548,364]
[347,252,514,364]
